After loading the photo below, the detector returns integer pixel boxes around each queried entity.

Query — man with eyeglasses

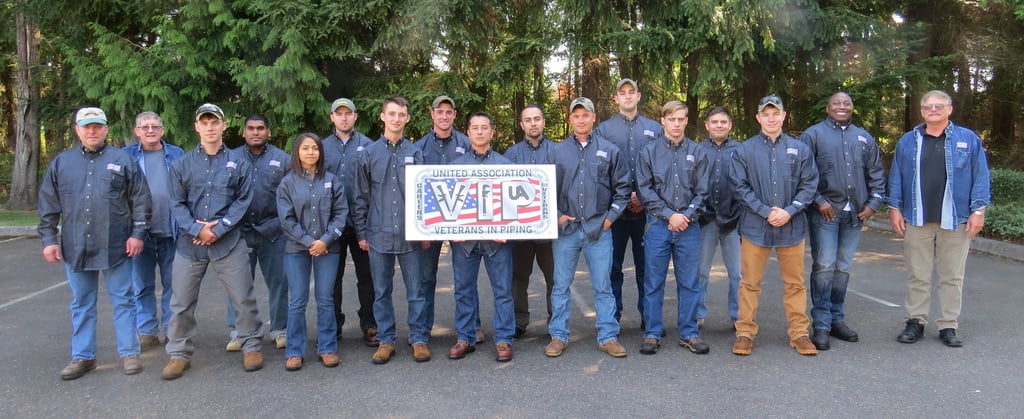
[888,90,990,348]
[123,112,185,351]
[799,93,885,351]
[731,95,818,357]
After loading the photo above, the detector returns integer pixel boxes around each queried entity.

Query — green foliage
[983,203,1024,242]
[990,168,1024,205]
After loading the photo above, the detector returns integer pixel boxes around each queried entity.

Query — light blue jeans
[697,222,741,323]
[132,235,175,337]
[284,252,339,357]
[65,260,139,359]
[548,228,619,345]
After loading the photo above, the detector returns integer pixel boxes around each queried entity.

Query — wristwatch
[973,210,985,216]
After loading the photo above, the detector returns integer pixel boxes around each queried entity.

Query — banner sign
[405,164,558,241]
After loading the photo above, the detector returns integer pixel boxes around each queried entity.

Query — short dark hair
[381,96,410,112]
[289,132,324,177]
[705,106,732,122]
[467,111,494,128]
[520,104,544,120]
[245,114,270,128]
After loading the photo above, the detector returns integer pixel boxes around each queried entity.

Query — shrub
[990,168,1024,205]
[983,202,1024,243]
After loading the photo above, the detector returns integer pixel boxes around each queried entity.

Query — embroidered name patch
[106,163,122,172]
[226,161,237,169]
[686,154,695,162]
[644,130,655,137]
[269,160,281,167]
[405,156,415,164]
[456,147,466,154]
[596,150,608,158]
[858,135,868,144]
[324,182,332,189]
[786,148,799,156]
[956,141,968,150]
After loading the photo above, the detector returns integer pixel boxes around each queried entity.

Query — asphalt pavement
[1,229,1022,418]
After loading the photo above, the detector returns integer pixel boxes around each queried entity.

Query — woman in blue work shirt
[277,133,348,370]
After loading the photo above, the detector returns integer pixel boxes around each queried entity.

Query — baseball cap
[757,95,784,113]
[616,78,639,91]
[75,107,108,126]
[432,95,455,109]
[194,103,225,121]
[331,98,356,113]
[569,97,595,112]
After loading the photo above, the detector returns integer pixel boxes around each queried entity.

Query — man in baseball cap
[75,107,108,126]
[194,103,225,121]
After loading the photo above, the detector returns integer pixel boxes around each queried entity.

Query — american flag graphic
[422,177,542,226]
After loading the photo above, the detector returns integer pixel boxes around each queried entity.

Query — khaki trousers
[735,239,811,341]
[903,223,971,329]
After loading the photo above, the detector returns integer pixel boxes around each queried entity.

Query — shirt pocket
[104,170,127,199]
[953,149,970,171]
[589,159,611,184]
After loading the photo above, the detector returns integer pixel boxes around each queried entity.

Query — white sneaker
[225,337,242,352]
[275,334,286,349]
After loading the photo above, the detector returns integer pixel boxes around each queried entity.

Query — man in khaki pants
[888,90,991,348]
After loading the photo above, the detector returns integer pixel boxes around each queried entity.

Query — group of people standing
[38,81,989,381]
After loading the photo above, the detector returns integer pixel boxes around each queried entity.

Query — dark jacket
[38,143,151,271]
[169,145,253,261]
[277,170,349,254]
[549,133,631,242]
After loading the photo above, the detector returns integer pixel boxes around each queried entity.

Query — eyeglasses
[138,125,163,132]
[921,104,949,111]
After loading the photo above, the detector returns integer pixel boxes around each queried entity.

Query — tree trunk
[0,65,13,152]
[6,12,41,211]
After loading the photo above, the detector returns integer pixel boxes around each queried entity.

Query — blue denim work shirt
[698,137,741,230]
[234,143,290,239]
[276,170,348,254]
[323,131,374,226]
[887,121,991,230]
[352,137,423,253]
[38,143,152,271]
[450,148,514,256]
[636,135,709,221]
[731,133,818,248]
[549,133,631,243]
[799,118,886,212]
[169,145,253,261]
[416,129,470,164]
[594,114,661,220]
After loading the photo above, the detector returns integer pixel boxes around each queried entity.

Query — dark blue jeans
[284,252,338,357]
[808,209,863,330]
[643,216,701,340]
[369,249,429,345]
[451,244,515,345]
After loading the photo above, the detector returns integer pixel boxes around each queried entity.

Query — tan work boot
[412,343,431,362]
[243,351,264,371]
[161,359,190,380]
[372,343,396,365]
[599,339,627,358]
